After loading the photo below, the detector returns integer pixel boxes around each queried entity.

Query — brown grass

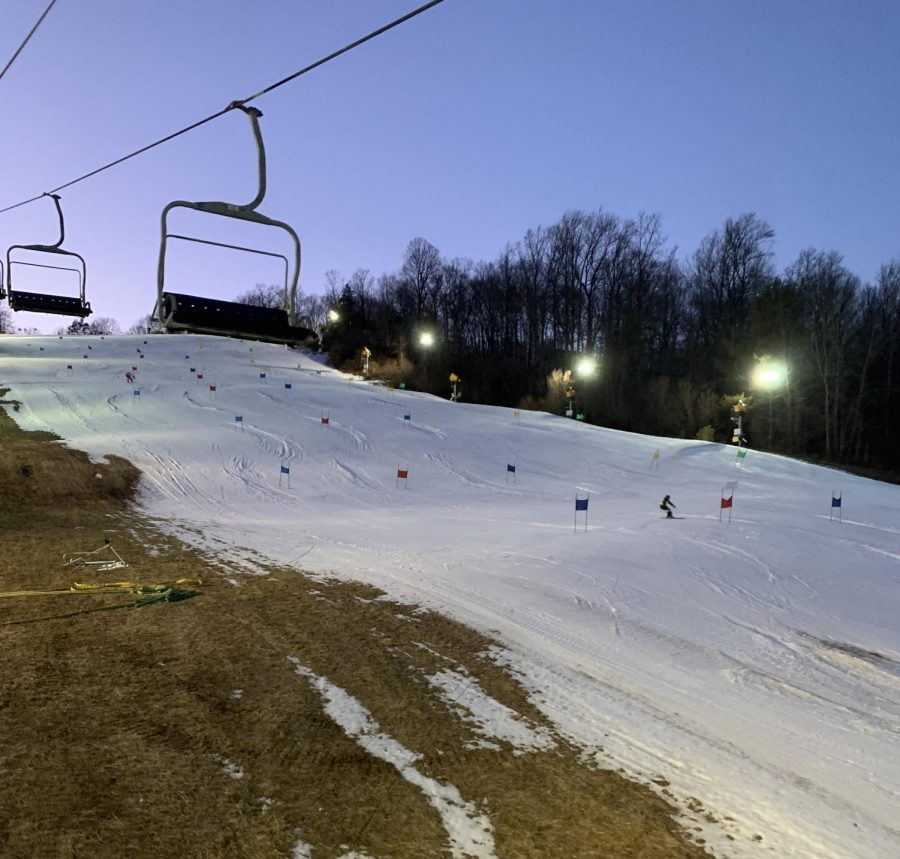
[0,389,712,858]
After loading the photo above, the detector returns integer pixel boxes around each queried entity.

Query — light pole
[417,330,435,388]
[752,358,788,447]
[573,355,598,420]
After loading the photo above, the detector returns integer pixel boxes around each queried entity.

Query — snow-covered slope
[3,334,898,858]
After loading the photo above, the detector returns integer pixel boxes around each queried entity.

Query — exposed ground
[0,390,711,858]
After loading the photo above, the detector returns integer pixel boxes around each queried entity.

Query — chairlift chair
[2,193,92,317]
[155,103,317,347]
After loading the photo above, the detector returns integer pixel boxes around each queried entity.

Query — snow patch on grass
[291,830,313,858]
[212,755,244,780]
[289,656,496,858]
[428,669,556,755]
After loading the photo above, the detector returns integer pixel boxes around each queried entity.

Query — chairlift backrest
[4,194,91,318]
[156,104,315,347]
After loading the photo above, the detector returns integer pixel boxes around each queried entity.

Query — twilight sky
[1,0,898,333]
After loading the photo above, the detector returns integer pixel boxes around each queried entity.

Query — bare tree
[323,270,343,309]
[127,315,152,335]
[297,294,327,329]
[88,317,121,335]
[235,283,285,308]
[685,213,775,386]
[400,238,441,319]
[787,249,860,460]
[868,261,900,458]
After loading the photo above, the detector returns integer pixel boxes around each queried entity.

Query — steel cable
[0,0,445,216]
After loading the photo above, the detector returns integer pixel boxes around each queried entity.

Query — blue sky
[1,0,898,332]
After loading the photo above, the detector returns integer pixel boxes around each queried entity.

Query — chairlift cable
[238,0,444,104]
[0,0,60,85]
[0,0,446,216]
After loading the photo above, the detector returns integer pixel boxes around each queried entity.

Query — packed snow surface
[2,334,899,858]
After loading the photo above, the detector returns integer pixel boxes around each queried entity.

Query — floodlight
[752,360,787,390]
[576,356,597,378]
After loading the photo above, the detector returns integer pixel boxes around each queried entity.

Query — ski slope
[2,334,899,858]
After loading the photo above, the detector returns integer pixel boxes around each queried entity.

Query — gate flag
[574,495,589,532]
[719,488,734,523]
[831,491,842,522]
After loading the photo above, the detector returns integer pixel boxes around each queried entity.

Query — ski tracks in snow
[123,440,223,512]
[425,452,508,493]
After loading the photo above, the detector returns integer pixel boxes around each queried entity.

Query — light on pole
[569,355,598,420]
[752,358,788,446]
[417,331,436,387]
[327,309,340,323]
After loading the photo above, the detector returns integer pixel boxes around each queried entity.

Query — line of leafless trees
[319,209,900,472]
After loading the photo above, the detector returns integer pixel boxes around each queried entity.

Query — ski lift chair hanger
[2,193,92,317]
[156,103,315,347]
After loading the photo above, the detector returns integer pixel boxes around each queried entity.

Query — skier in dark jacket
[660,495,676,518]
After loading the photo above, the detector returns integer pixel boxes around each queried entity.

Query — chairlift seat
[8,290,92,318]
[161,292,316,345]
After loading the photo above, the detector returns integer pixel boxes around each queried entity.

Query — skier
[660,494,676,519]
[125,370,135,384]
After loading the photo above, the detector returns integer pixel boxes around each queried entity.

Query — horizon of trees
[320,210,900,473]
